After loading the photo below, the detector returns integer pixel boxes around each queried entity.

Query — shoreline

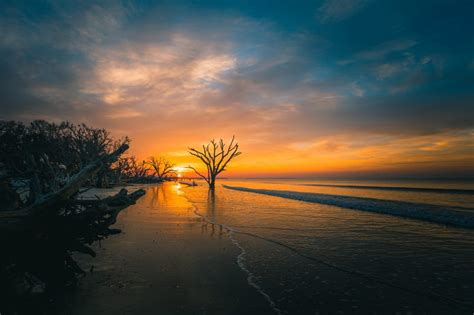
[42,180,474,314]
[61,183,274,314]
[186,201,283,315]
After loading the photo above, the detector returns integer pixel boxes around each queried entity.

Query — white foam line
[223,185,474,229]
[229,231,283,315]
[189,204,282,315]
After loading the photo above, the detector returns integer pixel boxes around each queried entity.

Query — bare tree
[112,156,146,184]
[146,156,176,180]
[125,156,150,179]
[0,120,129,202]
[188,136,241,189]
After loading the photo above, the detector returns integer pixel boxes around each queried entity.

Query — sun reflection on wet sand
[66,182,274,314]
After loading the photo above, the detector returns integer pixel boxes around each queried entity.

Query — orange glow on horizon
[120,130,474,178]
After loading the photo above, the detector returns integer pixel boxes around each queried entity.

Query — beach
[60,180,474,314]
[2,2,472,313]
[61,183,274,315]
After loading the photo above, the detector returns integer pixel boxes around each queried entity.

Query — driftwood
[179,181,198,187]
[0,142,146,314]
[74,188,145,227]
[0,143,129,220]
[0,187,145,313]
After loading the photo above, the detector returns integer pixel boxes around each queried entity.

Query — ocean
[182,178,474,314]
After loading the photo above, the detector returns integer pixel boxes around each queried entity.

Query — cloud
[0,1,473,176]
[356,39,417,60]
[340,39,417,65]
[105,108,143,119]
[318,0,370,23]
[350,82,365,96]
[375,63,403,80]
[323,94,474,135]
[0,3,470,140]
[0,1,129,121]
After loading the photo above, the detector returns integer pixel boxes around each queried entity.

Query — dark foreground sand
[61,183,274,315]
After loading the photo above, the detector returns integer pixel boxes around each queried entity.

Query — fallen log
[0,142,148,314]
[0,143,129,220]
[75,188,146,226]
[0,187,146,314]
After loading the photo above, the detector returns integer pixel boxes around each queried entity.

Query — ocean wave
[186,195,472,310]
[298,183,474,195]
[223,185,474,229]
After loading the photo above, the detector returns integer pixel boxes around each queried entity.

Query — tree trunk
[0,143,129,219]
[209,175,216,189]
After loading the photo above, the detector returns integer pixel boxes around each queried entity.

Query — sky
[1,0,473,178]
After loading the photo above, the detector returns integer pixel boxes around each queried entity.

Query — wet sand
[62,183,274,315]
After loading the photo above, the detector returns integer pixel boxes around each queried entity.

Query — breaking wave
[223,185,474,229]
[298,183,474,195]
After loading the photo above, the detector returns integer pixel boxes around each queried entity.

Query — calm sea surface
[182,179,474,314]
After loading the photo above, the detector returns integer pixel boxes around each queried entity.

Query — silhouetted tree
[188,136,241,189]
[146,156,176,180]
[0,120,128,204]
[0,120,147,314]
[111,155,153,184]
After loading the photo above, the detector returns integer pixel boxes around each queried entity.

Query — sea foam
[298,183,474,195]
[223,185,474,229]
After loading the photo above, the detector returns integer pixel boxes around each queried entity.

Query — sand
[60,183,274,315]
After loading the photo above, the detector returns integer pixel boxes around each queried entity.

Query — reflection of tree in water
[201,188,224,239]
[207,189,216,220]
[148,184,169,208]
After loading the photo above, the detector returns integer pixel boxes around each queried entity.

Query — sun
[174,166,186,178]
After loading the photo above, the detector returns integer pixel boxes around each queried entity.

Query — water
[67,183,275,315]
[183,179,474,314]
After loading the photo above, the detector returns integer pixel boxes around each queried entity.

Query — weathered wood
[0,187,145,230]
[0,121,145,313]
[76,188,145,219]
[0,143,129,219]
[0,186,146,309]
[102,188,145,225]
